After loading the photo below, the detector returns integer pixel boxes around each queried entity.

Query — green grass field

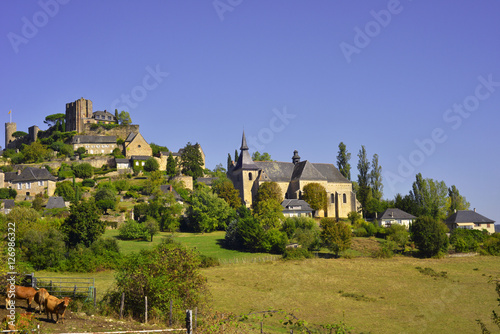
[37,231,500,333]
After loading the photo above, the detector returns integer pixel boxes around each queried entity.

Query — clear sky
[1,1,499,224]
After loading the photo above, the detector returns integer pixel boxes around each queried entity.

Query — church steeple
[292,150,301,165]
[241,130,249,151]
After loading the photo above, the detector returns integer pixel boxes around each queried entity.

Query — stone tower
[65,97,92,133]
[28,125,39,142]
[231,131,260,207]
[5,122,16,149]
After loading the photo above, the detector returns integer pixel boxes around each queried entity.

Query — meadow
[38,231,500,333]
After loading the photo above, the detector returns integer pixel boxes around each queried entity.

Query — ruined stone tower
[5,122,16,149]
[65,97,92,133]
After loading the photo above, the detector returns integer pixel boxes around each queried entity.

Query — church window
[331,194,335,203]
[343,193,347,203]
[249,172,253,180]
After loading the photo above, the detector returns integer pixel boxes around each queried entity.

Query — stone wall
[82,124,140,140]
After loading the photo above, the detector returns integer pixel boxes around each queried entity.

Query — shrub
[72,163,94,179]
[264,228,288,254]
[480,233,500,255]
[282,247,314,260]
[0,188,17,199]
[410,216,449,257]
[320,218,352,257]
[386,224,409,249]
[118,220,148,240]
[450,228,487,253]
[82,179,96,187]
[373,240,396,258]
[20,228,65,270]
[199,254,220,268]
[144,157,159,172]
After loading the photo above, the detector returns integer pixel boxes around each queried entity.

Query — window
[249,172,253,180]
[138,145,141,148]
[38,181,44,186]
[108,116,112,120]
[26,182,31,189]
[17,183,21,190]
[487,224,491,228]
[343,193,347,203]
[475,223,480,227]
[331,194,335,203]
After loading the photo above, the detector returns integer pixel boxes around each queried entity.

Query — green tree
[234,149,239,163]
[253,199,284,230]
[302,183,327,215]
[61,200,106,248]
[227,153,232,170]
[252,151,273,161]
[166,152,177,178]
[114,179,130,194]
[320,218,352,258]
[180,142,204,179]
[21,142,50,163]
[410,173,448,220]
[117,111,132,125]
[55,181,76,202]
[21,228,65,270]
[254,182,282,206]
[6,206,41,240]
[44,113,66,129]
[144,216,160,242]
[410,216,449,257]
[60,144,74,158]
[31,193,44,211]
[110,241,207,323]
[212,178,241,209]
[357,145,371,211]
[72,163,94,179]
[94,187,116,214]
[336,142,351,180]
[184,186,234,233]
[447,185,470,216]
[369,153,383,201]
[150,143,169,157]
[12,131,28,138]
[144,157,160,172]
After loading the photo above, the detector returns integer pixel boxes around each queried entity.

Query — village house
[281,199,313,218]
[124,132,152,157]
[228,132,361,219]
[1,167,57,198]
[444,209,495,234]
[71,135,118,155]
[377,208,416,228]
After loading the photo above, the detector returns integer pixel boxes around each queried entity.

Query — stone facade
[82,124,140,140]
[124,133,152,157]
[228,132,361,219]
[5,122,17,149]
[66,97,93,133]
[3,167,57,198]
[71,135,118,155]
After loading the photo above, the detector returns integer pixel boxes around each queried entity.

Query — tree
[21,228,65,270]
[114,109,119,124]
[409,173,448,220]
[94,187,116,214]
[61,199,106,248]
[72,163,94,179]
[447,185,470,216]
[253,199,284,230]
[55,181,76,202]
[21,142,50,163]
[12,131,28,138]
[336,142,351,180]
[6,207,41,240]
[302,183,327,215]
[227,153,232,170]
[144,157,160,172]
[114,179,130,194]
[252,151,273,161]
[44,113,66,130]
[184,186,234,233]
[144,216,160,242]
[150,143,169,157]
[234,149,239,163]
[356,145,371,210]
[320,218,352,257]
[117,111,132,125]
[369,154,383,201]
[166,152,177,178]
[111,241,207,323]
[180,142,204,179]
[254,182,282,206]
[212,178,241,209]
[410,216,449,257]
[31,193,44,211]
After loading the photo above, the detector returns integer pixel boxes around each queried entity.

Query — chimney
[292,150,301,165]
[16,169,21,175]
[474,208,476,212]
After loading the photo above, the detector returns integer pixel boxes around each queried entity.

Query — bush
[386,224,409,249]
[72,163,94,179]
[373,240,396,258]
[199,254,220,268]
[282,247,314,260]
[410,216,449,257]
[450,228,487,253]
[0,188,17,199]
[20,228,66,270]
[118,220,148,240]
[264,228,288,254]
[144,157,159,172]
[480,233,500,255]
[82,179,96,187]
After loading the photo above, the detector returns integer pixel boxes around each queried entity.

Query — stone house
[281,199,313,218]
[377,208,416,228]
[228,132,361,219]
[2,167,57,198]
[124,132,152,157]
[71,135,118,155]
[444,209,495,234]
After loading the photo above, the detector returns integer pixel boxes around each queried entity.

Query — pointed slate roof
[312,163,352,183]
[125,132,137,142]
[10,167,57,182]
[45,196,67,209]
[233,132,260,171]
[291,160,327,181]
[445,210,495,224]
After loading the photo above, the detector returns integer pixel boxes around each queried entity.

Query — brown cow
[4,285,37,311]
[44,295,71,324]
[34,288,49,314]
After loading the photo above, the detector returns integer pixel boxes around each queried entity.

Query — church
[228,132,361,219]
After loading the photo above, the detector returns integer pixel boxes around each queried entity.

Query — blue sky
[1,1,499,224]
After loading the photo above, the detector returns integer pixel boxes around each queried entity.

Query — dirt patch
[0,303,183,333]
[350,237,381,256]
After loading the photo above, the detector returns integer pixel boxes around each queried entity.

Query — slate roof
[8,167,57,182]
[125,133,137,142]
[281,199,313,212]
[92,110,116,120]
[3,199,14,209]
[159,184,183,201]
[71,135,116,144]
[378,208,416,220]
[4,172,17,182]
[197,177,218,186]
[254,161,295,182]
[445,210,495,224]
[312,163,352,183]
[45,196,66,209]
[233,132,260,171]
[292,161,327,181]
[131,155,151,160]
[115,158,131,164]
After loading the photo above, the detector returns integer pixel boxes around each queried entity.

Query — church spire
[240,130,249,151]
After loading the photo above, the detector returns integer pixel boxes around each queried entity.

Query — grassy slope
[202,256,500,334]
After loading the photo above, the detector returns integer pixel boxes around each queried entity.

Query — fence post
[73,285,77,298]
[93,287,97,308]
[145,296,148,323]
[120,293,125,319]
[194,307,197,333]
[186,310,192,334]
[169,300,173,326]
